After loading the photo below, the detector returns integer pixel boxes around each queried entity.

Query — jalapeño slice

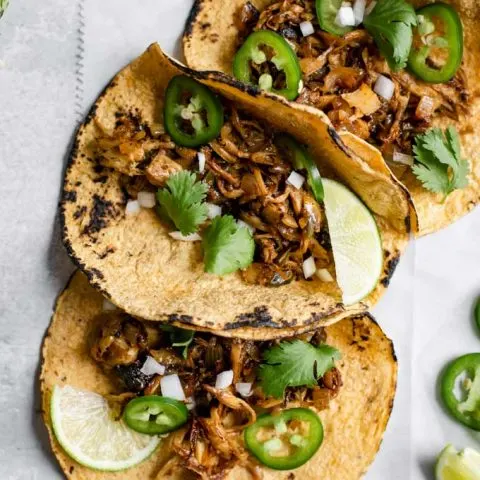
[164,75,224,148]
[316,0,354,37]
[440,354,480,431]
[244,408,324,470]
[408,3,463,83]
[275,135,324,203]
[123,396,188,435]
[233,30,302,101]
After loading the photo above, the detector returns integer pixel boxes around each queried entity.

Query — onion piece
[235,382,253,398]
[198,152,206,173]
[392,149,414,166]
[206,203,222,219]
[102,298,117,311]
[185,397,196,411]
[215,370,234,390]
[299,21,315,37]
[303,256,316,279]
[160,374,185,401]
[286,171,305,189]
[125,200,140,216]
[264,438,283,453]
[374,75,395,101]
[137,191,156,209]
[316,268,334,282]
[335,5,356,27]
[365,0,377,15]
[140,356,166,376]
[169,231,202,242]
[353,0,366,25]
[237,219,255,234]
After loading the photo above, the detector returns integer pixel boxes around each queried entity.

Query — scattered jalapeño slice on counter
[475,297,480,335]
[164,75,224,147]
[244,408,324,470]
[233,30,302,101]
[275,135,324,203]
[440,354,480,431]
[409,3,463,83]
[123,395,188,435]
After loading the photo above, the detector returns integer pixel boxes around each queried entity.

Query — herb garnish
[364,0,417,70]
[157,171,208,235]
[413,127,469,199]
[258,340,341,399]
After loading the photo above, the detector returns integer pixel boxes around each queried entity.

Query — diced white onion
[235,382,253,397]
[264,438,283,453]
[315,268,334,282]
[160,374,185,401]
[303,256,317,279]
[185,397,196,411]
[237,219,255,234]
[286,171,305,189]
[198,152,206,173]
[299,21,315,37]
[102,298,117,311]
[137,191,156,209]
[298,79,304,95]
[353,0,366,25]
[335,5,356,27]
[392,150,414,166]
[374,75,395,101]
[215,370,234,390]
[169,231,202,242]
[140,356,166,376]
[206,203,222,219]
[125,200,140,216]
[365,0,377,15]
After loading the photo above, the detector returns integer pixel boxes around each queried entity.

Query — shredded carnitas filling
[239,0,469,159]
[93,102,333,286]
[90,313,343,479]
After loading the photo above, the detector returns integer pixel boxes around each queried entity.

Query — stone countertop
[0,1,478,478]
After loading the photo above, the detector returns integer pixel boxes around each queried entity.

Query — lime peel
[50,385,160,471]
[322,179,383,306]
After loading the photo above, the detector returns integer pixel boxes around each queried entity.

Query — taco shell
[183,0,479,236]
[61,42,412,337]
[40,270,398,479]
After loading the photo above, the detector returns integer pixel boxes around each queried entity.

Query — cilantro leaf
[156,171,208,235]
[161,325,195,359]
[363,0,417,70]
[202,215,254,275]
[258,340,341,399]
[413,127,470,198]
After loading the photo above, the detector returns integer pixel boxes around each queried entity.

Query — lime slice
[436,444,480,480]
[322,179,383,306]
[50,385,160,471]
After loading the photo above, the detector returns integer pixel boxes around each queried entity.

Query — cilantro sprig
[203,215,255,275]
[413,127,469,199]
[156,171,208,235]
[161,325,195,359]
[364,0,417,71]
[258,340,341,399]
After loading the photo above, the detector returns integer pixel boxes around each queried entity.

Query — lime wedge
[322,179,383,306]
[50,385,160,471]
[436,444,480,480]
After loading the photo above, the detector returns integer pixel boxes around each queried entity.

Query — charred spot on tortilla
[72,205,87,220]
[82,194,119,237]
[63,190,77,203]
[380,255,400,288]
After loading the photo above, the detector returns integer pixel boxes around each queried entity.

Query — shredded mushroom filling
[93,102,333,286]
[240,0,469,158]
[90,314,342,479]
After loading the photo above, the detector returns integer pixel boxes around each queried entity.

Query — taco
[61,42,411,337]
[40,271,397,479]
[183,0,479,236]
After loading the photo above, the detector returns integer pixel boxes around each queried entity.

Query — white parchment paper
[0,0,478,478]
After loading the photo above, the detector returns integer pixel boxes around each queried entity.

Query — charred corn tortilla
[183,0,480,236]
[61,43,411,336]
[40,270,397,479]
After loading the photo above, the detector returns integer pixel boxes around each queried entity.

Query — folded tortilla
[61,42,411,337]
[183,0,480,236]
[40,270,398,479]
